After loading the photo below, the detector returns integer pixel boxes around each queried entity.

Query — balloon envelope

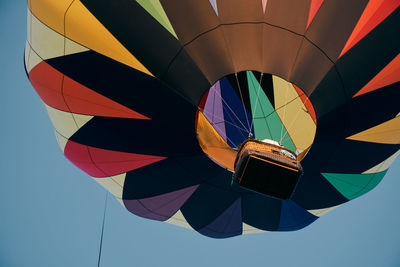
[25,0,400,238]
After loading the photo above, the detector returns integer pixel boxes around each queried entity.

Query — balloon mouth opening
[195,71,317,171]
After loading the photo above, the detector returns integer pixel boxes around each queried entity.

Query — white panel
[209,0,218,15]
[363,149,400,174]
[30,10,65,60]
[72,113,94,128]
[307,205,340,217]
[27,8,32,44]
[65,38,89,55]
[44,103,93,139]
[93,173,126,198]
[242,223,266,234]
[165,210,193,230]
[25,43,43,73]
[29,10,89,60]
[55,130,68,152]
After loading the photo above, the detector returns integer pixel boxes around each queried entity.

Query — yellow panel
[273,75,299,110]
[242,223,266,234]
[197,112,236,171]
[44,103,93,139]
[29,0,74,34]
[272,75,316,150]
[65,1,153,76]
[307,205,340,217]
[347,116,400,144]
[276,98,316,151]
[363,149,400,174]
[93,173,126,198]
[29,10,89,60]
[165,210,193,230]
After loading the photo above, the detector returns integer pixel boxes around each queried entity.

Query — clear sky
[1,1,400,267]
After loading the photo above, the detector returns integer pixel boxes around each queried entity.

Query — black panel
[181,184,240,230]
[346,82,400,137]
[69,117,200,156]
[163,49,211,106]
[254,72,275,107]
[45,51,197,130]
[80,0,180,77]
[123,155,222,199]
[292,173,348,209]
[320,140,400,173]
[336,8,400,97]
[241,193,281,231]
[226,71,252,114]
[309,66,347,120]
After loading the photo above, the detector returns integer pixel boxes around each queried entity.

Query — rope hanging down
[97,192,108,267]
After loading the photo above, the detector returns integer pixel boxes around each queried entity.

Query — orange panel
[339,0,399,57]
[306,0,324,28]
[196,112,236,171]
[29,0,73,34]
[65,1,153,76]
[62,76,150,119]
[354,53,400,97]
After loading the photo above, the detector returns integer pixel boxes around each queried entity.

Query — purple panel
[203,81,227,141]
[124,185,199,221]
[198,198,242,238]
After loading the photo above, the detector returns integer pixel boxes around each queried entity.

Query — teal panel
[321,171,388,200]
[247,71,296,151]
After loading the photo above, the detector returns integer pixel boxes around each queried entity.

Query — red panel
[62,76,149,119]
[28,61,149,119]
[306,0,324,28]
[293,84,317,124]
[29,61,69,110]
[354,53,400,97]
[64,140,167,177]
[339,0,399,58]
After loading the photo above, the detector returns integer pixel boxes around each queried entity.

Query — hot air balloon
[25,0,400,238]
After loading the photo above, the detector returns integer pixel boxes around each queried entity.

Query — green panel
[247,71,296,151]
[321,171,387,200]
[136,0,177,38]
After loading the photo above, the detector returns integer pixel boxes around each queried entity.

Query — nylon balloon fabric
[25,0,400,238]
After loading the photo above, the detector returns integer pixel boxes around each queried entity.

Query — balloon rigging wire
[235,73,251,130]
[280,94,312,144]
[279,83,291,145]
[200,110,244,149]
[249,73,264,135]
[201,109,250,133]
[211,85,251,134]
[97,192,108,267]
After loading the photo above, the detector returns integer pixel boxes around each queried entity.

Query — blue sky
[1,1,400,267]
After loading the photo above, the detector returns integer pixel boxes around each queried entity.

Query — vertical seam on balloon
[287,36,306,80]
[60,0,80,130]
[221,198,242,235]
[61,1,107,177]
